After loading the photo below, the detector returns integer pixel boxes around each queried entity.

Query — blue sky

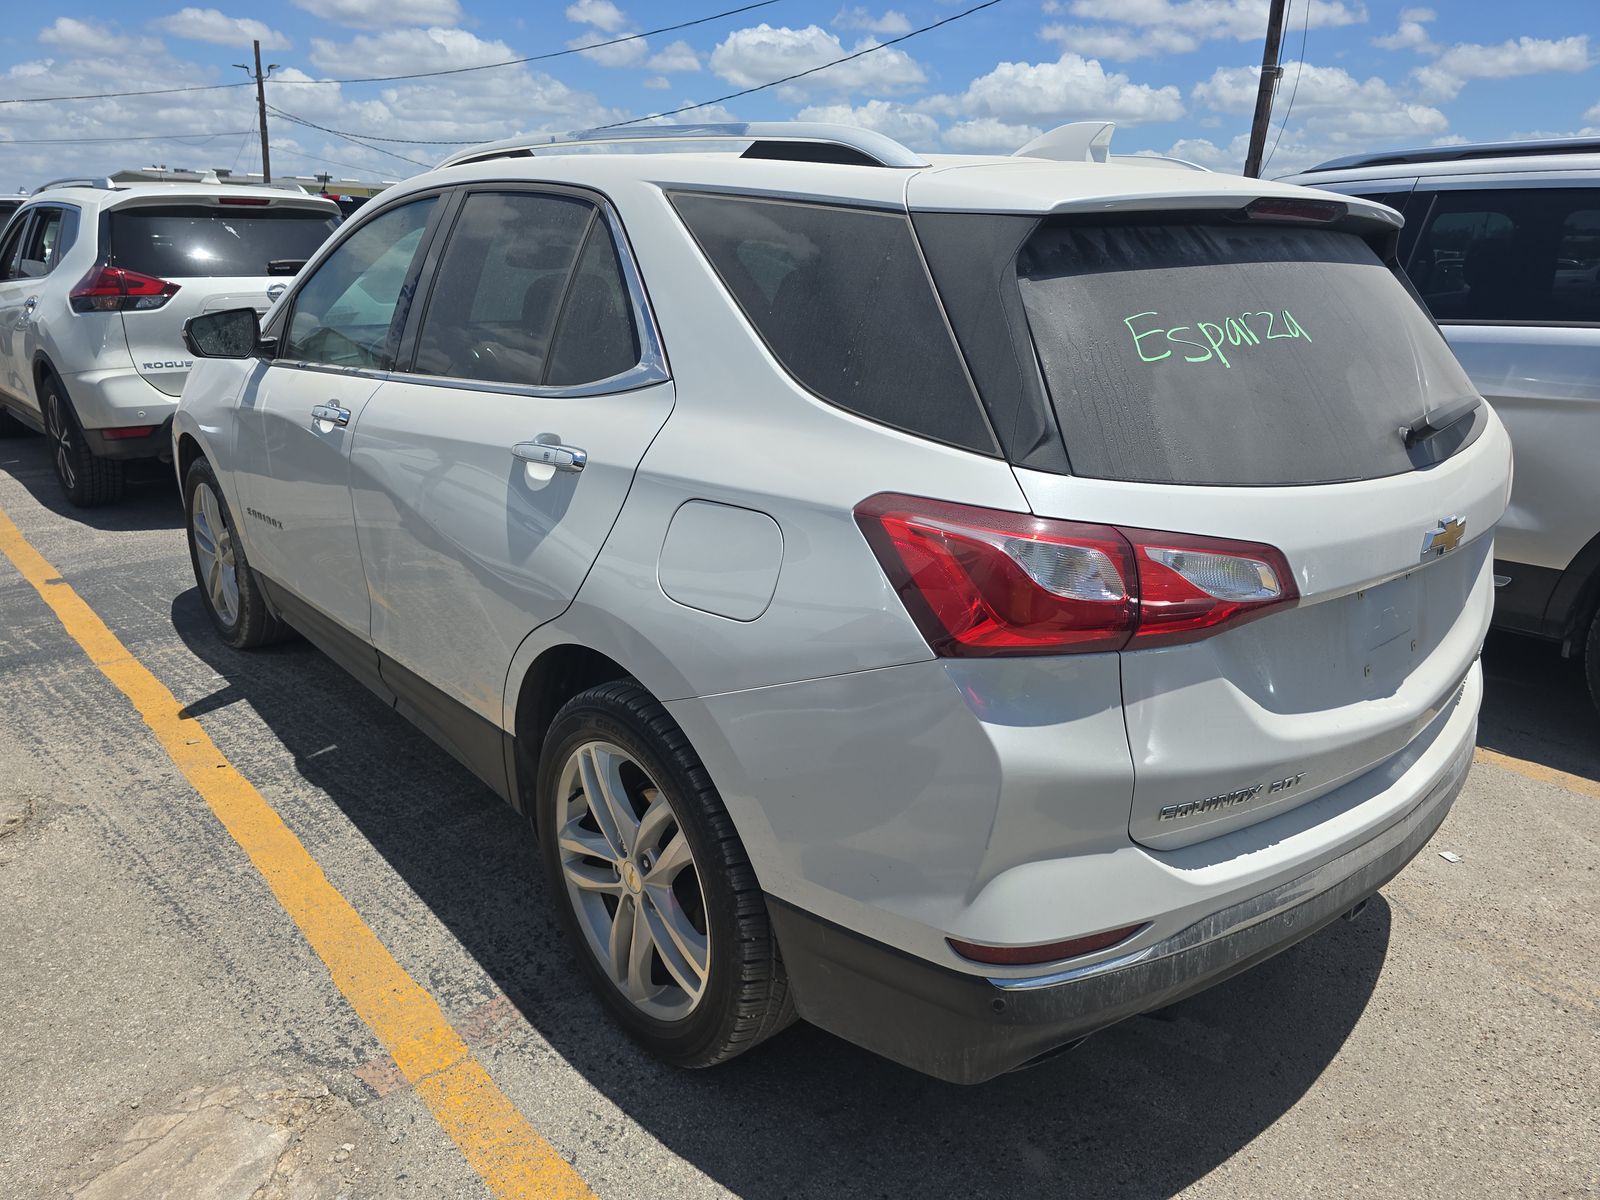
[0,1,1595,193]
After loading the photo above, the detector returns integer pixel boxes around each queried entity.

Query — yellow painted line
[0,506,593,1200]
[1474,746,1600,802]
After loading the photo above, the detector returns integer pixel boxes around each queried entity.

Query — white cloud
[1041,24,1199,59]
[795,100,939,146]
[1587,100,1600,123]
[1414,35,1591,101]
[156,9,291,52]
[642,75,671,90]
[1372,7,1435,52]
[931,52,1184,125]
[39,17,164,57]
[1194,60,1445,137]
[567,29,649,67]
[832,7,913,35]
[710,24,927,95]
[1063,0,1366,43]
[565,0,629,33]
[289,0,462,30]
[647,39,701,73]
[942,118,1043,153]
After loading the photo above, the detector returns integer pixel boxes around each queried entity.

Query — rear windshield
[1017,220,1480,485]
[109,205,337,279]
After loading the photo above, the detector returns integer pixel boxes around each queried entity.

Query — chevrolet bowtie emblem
[1421,516,1466,560]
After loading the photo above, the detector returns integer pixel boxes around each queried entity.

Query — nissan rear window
[1017,219,1482,486]
[109,205,337,279]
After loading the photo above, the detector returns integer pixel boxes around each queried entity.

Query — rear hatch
[910,169,1511,850]
[106,196,338,396]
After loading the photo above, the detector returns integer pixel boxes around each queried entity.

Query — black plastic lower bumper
[83,416,174,461]
[768,747,1469,1084]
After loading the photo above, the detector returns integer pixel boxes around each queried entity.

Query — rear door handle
[14,296,37,329]
[512,439,586,473]
[311,402,351,428]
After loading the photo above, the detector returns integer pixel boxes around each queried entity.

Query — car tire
[537,680,796,1068]
[183,457,289,650]
[1585,605,1600,718]
[43,379,123,507]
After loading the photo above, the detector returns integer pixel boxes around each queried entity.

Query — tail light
[949,922,1146,967]
[219,196,272,206]
[855,494,1296,657]
[70,264,180,313]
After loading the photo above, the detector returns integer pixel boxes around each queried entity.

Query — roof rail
[31,176,118,195]
[437,122,931,170]
[1301,136,1600,174]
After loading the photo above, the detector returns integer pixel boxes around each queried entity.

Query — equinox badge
[1421,516,1466,560]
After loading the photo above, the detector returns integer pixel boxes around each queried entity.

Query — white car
[173,122,1510,1083]
[0,178,338,505]
[1284,139,1600,709]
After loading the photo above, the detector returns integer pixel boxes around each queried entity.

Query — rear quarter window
[1017,219,1481,486]
[670,192,996,454]
[109,205,338,279]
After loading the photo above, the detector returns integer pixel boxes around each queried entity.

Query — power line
[274,0,1007,148]
[0,0,778,107]
[0,130,251,145]
[590,0,1004,130]
[267,106,434,169]
[1262,0,1312,174]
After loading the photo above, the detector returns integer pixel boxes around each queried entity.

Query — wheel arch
[1546,527,1600,655]
[509,642,634,813]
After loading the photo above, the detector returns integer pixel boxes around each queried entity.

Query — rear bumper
[770,735,1471,1084]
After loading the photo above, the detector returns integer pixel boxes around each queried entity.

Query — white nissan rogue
[172,122,1511,1083]
[0,178,338,505]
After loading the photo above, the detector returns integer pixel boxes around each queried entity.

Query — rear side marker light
[101,426,157,440]
[69,264,180,313]
[855,494,1297,657]
[949,923,1147,967]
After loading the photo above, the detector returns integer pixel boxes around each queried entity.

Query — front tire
[183,457,287,649]
[43,379,123,507]
[537,681,794,1068]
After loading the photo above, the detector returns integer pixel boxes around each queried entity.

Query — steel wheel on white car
[182,457,288,649]
[537,681,795,1067]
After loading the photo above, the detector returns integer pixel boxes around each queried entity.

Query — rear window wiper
[267,259,306,276]
[1400,396,1480,449]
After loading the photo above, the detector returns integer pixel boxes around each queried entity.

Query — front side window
[0,213,31,282]
[1408,187,1600,324]
[670,192,995,453]
[284,198,437,370]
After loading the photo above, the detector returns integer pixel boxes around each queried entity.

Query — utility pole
[1242,0,1289,178]
[234,41,279,184]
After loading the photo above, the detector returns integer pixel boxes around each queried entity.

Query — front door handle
[311,401,351,428]
[512,439,586,473]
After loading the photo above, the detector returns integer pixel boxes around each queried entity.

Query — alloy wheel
[556,741,711,1021]
[46,393,75,491]
[190,480,241,627]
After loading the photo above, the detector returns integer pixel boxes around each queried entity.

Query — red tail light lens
[855,494,1297,657]
[219,196,272,206]
[70,264,180,313]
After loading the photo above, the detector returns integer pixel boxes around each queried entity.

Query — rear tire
[536,680,795,1068]
[183,457,289,650]
[42,378,123,507]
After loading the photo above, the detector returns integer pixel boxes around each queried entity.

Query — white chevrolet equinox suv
[173,122,1511,1083]
[0,178,337,505]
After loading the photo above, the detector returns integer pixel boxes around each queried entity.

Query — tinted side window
[545,220,640,386]
[0,213,31,282]
[671,193,995,453]
[20,207,77,277]
[1409,188,1600,324]
[285,198,437,370]
[413,192,594,386]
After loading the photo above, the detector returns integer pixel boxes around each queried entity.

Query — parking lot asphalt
[1,438,1596,1200]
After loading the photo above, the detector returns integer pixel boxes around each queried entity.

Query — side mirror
[183,307,275,359]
